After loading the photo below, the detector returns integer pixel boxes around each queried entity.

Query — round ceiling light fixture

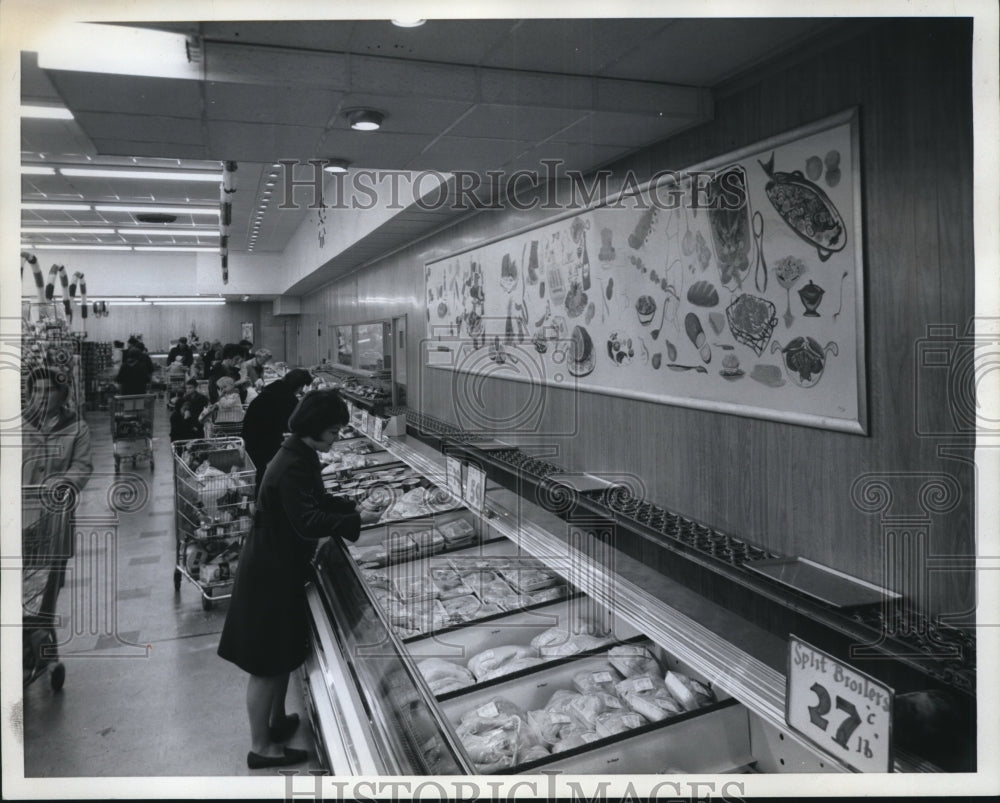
[323,158,351,174]
[391,18,426,28]
[346,109,383,131]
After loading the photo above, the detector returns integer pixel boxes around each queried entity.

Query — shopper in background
[217,389,379,769]
[242,348,272,390]
[207,345,245,403]
[22,367,93,608]
[179,378,209,431]
[169,401,202,442]
[167,336,194,368]
[165,357,189,410]
[115,346,154,395]
[240,368,313,495]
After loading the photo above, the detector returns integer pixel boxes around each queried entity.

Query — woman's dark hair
[282,368,313,391]
[287,389,349,438]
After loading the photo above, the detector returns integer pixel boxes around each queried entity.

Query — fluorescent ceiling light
[22,202,92,211]
[89,297,145,302]
[145,297,219,302]
[154,300,226,306]
[95,204,219,216]
[22,226,116,234]
[21,105,74,120]
[133,246,217,253]
[36,23,200,81]
[118,228,219,237]
[108,301,152,306]
[26,244,132,251]
[60,168,220,182]
[21,166,56,176]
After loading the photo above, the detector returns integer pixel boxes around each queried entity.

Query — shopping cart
[202,402,247,438]
[111,394,156,473]
[172,437,255,610]
[22,484,69,691]
[166,373,188,409]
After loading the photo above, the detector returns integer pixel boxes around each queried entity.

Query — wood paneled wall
[300,20,975,622]
[74,302,263,354]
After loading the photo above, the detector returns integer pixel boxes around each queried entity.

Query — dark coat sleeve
[275,450,362,546]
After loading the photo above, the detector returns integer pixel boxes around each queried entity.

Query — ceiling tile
[350,54,478,101]
[76,112,205,145]
[406,136,533,171]
[201,20,358,52]
[509,142,632,174]
[45,70,203,116]
[554,111,703,148]
[205,82,343,127]
[346,20,515,65]
[446,104,589,142]
[314,131,434,171]
[89,139,210,160]
[20,118,97,157]
[206,121,325,163]
[482,18,669,75]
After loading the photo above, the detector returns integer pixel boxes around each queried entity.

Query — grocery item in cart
[616,674,684,721]
[594,710,648,738]
[572,665,622,696]
[417,657,476,695]
[467,644,540,681]
[607,643,662,678]
[664,670,715,711]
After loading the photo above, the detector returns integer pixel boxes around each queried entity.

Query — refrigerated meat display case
[301,428,892,776]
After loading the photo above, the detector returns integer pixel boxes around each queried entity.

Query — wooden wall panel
[75,302,262,354]
[300,20,975,622]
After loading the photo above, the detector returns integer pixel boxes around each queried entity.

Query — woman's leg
[247,673,286,755]
[268,671,291,727]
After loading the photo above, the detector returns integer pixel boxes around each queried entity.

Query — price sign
[373,416,385,443]
[360,410,370,436]
[445,455,464,500]
[785,636,893,773]
[463,463,486,514]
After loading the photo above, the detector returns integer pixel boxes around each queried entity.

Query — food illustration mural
[797,280,825,317]
[771,337,838,388]
[758,152,846,262]
[707,166,752,288]
[424,113,861,429]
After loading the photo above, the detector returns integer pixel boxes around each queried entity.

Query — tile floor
[19,399,324,777]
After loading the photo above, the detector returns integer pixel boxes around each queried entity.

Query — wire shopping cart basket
[22,484,72,691]
[110,394,156,473]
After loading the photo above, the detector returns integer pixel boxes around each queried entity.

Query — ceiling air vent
[135,213,178,224]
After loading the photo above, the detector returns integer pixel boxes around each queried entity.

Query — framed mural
[424,108,867,434]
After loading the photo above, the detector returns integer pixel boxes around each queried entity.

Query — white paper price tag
[360,410,370,436]
[373,416,384,443]
[785,636,893,773]
[463,464,486,514]
[445,455,464,500]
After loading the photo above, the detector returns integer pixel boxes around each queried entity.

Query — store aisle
[20,399,323,777]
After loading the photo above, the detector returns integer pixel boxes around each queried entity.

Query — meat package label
[477,701,500,718]
[592,672,614,684]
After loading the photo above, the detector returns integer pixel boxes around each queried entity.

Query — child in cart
[199,376,244,433]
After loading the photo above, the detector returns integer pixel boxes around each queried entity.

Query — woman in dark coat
[217,389,379,769]
[241,368,313,494]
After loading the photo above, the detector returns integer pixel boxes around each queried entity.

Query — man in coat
[241,368,313,493]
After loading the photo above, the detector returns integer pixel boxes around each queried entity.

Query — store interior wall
[301,19,975,624]
[74,301,263,354]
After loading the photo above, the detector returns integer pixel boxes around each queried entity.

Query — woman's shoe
[268,713,300,743]
[246,746,308,769]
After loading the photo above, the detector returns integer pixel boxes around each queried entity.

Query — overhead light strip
[21,105,74,120]
[95,204,219,216]
[59,168,221,182]
[119,228,219,237]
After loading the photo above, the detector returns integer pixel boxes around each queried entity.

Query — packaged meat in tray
[435,519,478,548]
[467,645,540,681]
[396,576,439,603]
[476,577,531,611]
[407,599,450,634]
[429,567,476,600]
[616,674,684,721]
[530,627,612,658]
[479,656,544,681]
[607,643,662,678]
[572,664,622,696]
[348,544,388,568]
[386,531,418,561]
[498,565,562,594]
[410,527,445,556]
[455,696,544,772]
[594,710,648,739]
[664,670,716,711]
[417,657,476,696]
[525,585,568,605]
[441,594,503,624]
